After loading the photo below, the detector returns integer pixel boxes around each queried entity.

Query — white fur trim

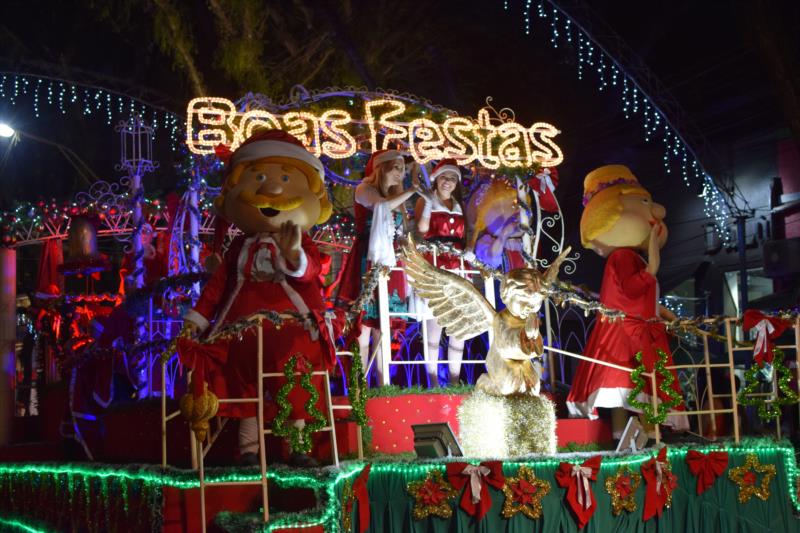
[372,150,404,168]
[232,141,324,181]
[430,164,460,182]
[567,388,689,430]
[277,248,308,277]
[429,195,462,215]
[184,309,210,332]
[208,234,255,336]
[207,234,318,340]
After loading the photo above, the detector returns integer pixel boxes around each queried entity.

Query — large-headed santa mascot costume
[182,130,335,465]
[566,165,688,436]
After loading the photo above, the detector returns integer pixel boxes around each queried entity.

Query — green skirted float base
[457,390,557,457]
[0,440,798,532]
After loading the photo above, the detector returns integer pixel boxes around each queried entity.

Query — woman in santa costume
[413,159,468,386]
[182,129,336,466]
[336,149,419,383]
[566,165,688,436]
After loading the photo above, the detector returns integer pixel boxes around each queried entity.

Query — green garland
[347,345,368,427]
[738,348,800,421]
[626,349,683,425]
[271,355,328,454]
[366,384,476,398]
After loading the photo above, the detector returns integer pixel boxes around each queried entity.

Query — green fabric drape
[340,446,800,533]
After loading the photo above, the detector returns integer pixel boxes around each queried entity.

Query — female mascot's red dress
[566,248,687,428]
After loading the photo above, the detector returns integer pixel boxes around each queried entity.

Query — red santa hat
[429,159,461,182]
[364,149,404,178]
[218,130,325,182]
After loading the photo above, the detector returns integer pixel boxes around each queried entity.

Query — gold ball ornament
[179,380,219,442]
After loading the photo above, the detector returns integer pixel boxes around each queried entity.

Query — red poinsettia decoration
[641,447,678,521]
[446,461,506,521]
[555,455,603,529]
[743,309,791,366]
[615,474,633,498]
[685,450,728,495]
[512,478,538,504]
[420,478,449,505]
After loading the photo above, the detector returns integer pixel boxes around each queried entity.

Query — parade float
[0,10,799,533]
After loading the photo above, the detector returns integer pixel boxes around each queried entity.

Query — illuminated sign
[186,96,563,169]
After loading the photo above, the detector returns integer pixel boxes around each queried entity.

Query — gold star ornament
[407,469,458,520]
[501,465,551,520]
[728,454,776,503]
[605,466,641,515]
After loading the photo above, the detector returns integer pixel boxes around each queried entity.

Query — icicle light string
[506,0,732,243]
[0,72,182,148]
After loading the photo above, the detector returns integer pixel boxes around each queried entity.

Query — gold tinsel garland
[501,465,550,520]
[728,454,776,503]
[605,466,641,515]
[407,470,458,521]
[341,478,354,532]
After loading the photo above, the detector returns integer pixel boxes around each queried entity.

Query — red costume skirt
[208,321,326,420]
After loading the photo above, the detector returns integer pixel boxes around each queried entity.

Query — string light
[187,95,564,168]
[0,73,182,149]
[0,440,795,531]
[513,1,731,242]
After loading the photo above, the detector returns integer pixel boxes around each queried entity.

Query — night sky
[0,0,797,292]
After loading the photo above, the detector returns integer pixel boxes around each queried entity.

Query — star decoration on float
[501,465,550,520]
[605,466,641,515]
[407,469,458,520]
[728,454,776,503]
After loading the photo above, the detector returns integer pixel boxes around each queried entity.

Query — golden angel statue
[404,238,570,396]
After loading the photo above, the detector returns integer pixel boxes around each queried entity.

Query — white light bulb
[0,123,15,138]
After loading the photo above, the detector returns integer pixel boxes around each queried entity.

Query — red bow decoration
[685,450,728,495]
[742,309,790,366]
[214,143,234,165]
[350,464,371,533]
[176,337,229,397]
[528,167,560,212]
[446,461,505,521]
[555,455,602,529]
[641,447,678,521]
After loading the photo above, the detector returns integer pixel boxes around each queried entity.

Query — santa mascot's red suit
[182,130,336,464]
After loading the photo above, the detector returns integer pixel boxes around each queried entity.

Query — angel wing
[403,237,496,339]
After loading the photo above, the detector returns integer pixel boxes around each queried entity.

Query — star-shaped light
[728,454,776,503]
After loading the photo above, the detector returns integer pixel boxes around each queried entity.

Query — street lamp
[0,123,15,138]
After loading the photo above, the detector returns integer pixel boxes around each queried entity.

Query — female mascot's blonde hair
[579,164,650,249]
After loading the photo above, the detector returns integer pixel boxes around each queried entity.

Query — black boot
[288,452,319,468]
